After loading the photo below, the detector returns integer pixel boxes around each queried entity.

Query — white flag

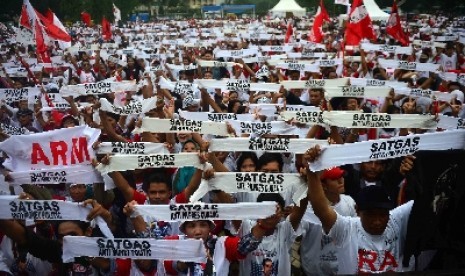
[113,3,121,23]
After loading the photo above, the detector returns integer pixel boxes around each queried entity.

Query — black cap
[356,186,395,211]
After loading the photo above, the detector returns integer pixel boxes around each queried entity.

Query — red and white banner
[0,126,100,172]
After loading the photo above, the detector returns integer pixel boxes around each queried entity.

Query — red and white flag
[345,0,376,46]
[308,0,330,43]
[19,0,50,63]
[386,1,409,46]
[284,21,294,44]
[102,17,112,41]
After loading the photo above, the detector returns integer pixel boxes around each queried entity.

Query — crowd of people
[0,6,464,276]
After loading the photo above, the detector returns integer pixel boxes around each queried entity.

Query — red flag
[20,4,32,29]
[36,11,71,42]
[44,9,54,23]
[308,0,330,43]
[345,0,376,46]
[20,0,51,63]
[102,17,112,41]
[386,2,409,46]
[284,21,293,43]
[34,19,51,63]
[81,12,91,27]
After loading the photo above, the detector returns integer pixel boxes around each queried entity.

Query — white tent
[364,0,390,21]
[270,0,306,17]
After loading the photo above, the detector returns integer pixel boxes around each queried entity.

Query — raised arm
[304,146,337,233]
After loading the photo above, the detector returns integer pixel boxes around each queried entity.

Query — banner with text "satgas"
[63,237,206,263]
[96,142,170,155]
[209,137,327,153]
[190,172,308,206]
[134,202,276,221]
[0,198,113,238]
[309,130,465,171]
[135,118,229,136]
[60,81,137,97]
[96,153,202,173]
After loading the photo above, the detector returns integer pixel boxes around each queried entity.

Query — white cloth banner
[280,110,325,125]
[60,81,138,97]
[96,142,169,155]
[276,62,320,73]
[189,172,308,205]
[249,82,282,92]
[135,202,276,221]
[196,60,239,68]
[287,52,328,59]
[317,59,343,67]
[325,86,391,98]
[378,59,441,72]
[0,126,100,171]
[412,40,446,49]
[63,237,206,263]
[242,54,287,64]
[249,103,321,117]
[437,115,465,130]
[178,110,256,122]
[344,56,362,62]
[209,137,327,153]
[349,78,408,89]
[227,120,295,135]
[99,97,156,115]
[7,165,102,185]
[0,198,113,238]
[0,123,29,136]
[322,112,437,128]
[158,78,195,97]
[214,49,259,58]
[136,118,229,136]
[0,87,40,104]
[309,130,465,171]
[194,79,251,92]
[280,78,349,89]
[4,68,28,78]
[301,41,327,50]
[165,63,198,71]
[438,114,465,130]
[97,153,201,173]
[432,35,458,42]
[15,27,34,45]
[361,43,412,55]
[395,87,455,102]
[259,45,294,52]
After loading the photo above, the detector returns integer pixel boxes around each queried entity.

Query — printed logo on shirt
[357,249,398,273]
[150,220,172,239]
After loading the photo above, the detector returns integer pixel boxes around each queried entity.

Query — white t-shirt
[79,70,96,84]
[239,219,300,276]
[300,194,357,276]
[440,53,457,72]
[327,200,414,274]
